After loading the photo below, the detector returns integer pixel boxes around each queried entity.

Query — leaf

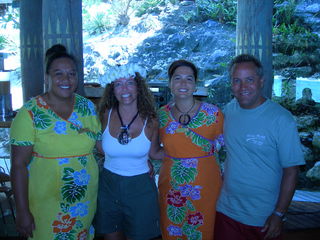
[167,205,187,224]
[62,168,75,182]
[171,161,197,185]
[182,223,202,240]
[158,109,169,128]
[60,203,70,213]
[61,183,87,204]
[186,200,195,211]
[32,107,52,129]
[185,131,211,152]
[78,156,88,167]
[188,112,206,128]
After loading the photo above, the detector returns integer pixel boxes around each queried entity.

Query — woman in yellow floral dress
[10,44,101,240]
[158,60,224,239]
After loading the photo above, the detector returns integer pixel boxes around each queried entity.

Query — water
[273,75,320,102]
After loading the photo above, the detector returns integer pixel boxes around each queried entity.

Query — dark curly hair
[98,72,157,123]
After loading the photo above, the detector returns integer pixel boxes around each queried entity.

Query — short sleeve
[277,114,305,168]
[10,106,35,146]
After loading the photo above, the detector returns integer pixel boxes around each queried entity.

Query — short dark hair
[229,54,264,78]
[45,44,77,74]
[168,59,198,81]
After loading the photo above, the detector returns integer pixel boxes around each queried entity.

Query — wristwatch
[272,210,287,221]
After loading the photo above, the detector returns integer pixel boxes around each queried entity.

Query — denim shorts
[94,168,161,240]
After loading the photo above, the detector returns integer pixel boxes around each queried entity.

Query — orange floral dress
[158,102,224,240]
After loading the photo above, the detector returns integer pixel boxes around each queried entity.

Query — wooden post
[20,0,43,102]
[42,0,84,95]
[236,0,274,98]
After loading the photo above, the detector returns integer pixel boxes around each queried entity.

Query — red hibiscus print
[187,212,204,226]
[36,97,49,109]
[167,189,187,207]
[77,229,88,240]
[52,214,76,233]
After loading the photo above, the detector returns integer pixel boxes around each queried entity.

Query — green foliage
[134,0,164,17]
[83,3,117,35]
[273,1,320,57]
[196,0,236,25]
[0,6,19,29]
[273,0,297,26]
[0,35,9,50]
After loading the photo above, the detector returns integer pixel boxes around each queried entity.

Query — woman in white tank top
[94,64,163,240]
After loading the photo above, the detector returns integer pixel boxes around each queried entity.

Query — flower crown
[104,64,147,83]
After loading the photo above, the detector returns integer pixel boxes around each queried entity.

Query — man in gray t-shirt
[214,54,305,240]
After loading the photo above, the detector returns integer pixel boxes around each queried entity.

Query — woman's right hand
[16,209,35,238]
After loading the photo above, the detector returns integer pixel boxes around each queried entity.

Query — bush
[134,0,165,17]
[196,0,236,25]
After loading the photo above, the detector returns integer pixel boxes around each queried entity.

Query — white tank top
[102,109,151,176]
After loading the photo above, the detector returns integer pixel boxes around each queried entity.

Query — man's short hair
[229,54,264,78]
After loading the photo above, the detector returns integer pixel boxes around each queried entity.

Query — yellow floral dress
[10,94,101,240]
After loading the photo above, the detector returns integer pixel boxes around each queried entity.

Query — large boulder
[306,161,320,182]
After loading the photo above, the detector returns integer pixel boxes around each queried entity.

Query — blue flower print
[89,225,95,235]
[87,101,96,116]
[166,121,179,134]
[54,121,67,134]
[181,158,198,168]
[73,169,90,186]
[70,202,89,217]
[68,112,82,128]
[167,225,182,236]
[179,185,202,200]
[58,158,69,165]
[202,102,219,115]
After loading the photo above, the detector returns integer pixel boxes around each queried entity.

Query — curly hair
[98,72,157,123]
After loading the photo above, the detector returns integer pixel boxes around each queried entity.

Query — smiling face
[231,62,265,109]
[170,66,196,99]
[113,77,138,105]
[46,57,78,99]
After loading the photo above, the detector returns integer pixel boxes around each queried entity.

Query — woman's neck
[174,97,195,112]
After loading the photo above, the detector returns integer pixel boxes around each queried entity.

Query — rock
[312,131,320,150]
[306,161,320,181]
[301,144,315,162]
[295,115,318,130]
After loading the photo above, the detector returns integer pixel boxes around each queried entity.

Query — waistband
[165,153,214,159]
[32,152,91,159]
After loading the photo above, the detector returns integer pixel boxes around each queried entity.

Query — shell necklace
[175,100,195,126]
[117,106,139,145]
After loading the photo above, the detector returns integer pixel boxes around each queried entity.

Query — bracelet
[272,210,287,221]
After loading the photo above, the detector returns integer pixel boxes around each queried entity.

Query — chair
[0,166,15,224]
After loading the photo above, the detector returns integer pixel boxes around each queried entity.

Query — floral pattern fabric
[10,94,101,240]
[158,102,224,240]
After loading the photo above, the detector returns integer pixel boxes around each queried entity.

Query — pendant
[118,129,131,145]
[179,114,191,125]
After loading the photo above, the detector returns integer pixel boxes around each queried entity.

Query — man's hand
[261,214,283,239]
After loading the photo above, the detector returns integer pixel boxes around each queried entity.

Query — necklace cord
[116,106,139,129]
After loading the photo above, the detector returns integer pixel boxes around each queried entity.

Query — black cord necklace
[117,106,139,145]
[175,100,195,126]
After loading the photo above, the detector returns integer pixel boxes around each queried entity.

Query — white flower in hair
[104,63,147,83]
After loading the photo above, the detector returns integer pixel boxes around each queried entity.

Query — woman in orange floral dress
[158,60,224,239]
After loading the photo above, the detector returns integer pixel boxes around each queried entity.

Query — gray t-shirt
[216,98,305,226]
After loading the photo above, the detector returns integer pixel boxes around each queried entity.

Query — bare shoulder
[101,109,111,131]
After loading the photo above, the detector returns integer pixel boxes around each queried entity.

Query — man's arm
[262,165,299,239]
